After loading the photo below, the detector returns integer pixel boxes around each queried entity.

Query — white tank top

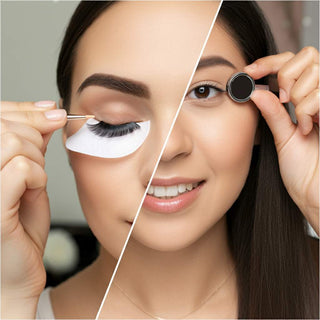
[36,287,55,319]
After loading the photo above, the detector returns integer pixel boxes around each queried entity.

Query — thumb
[19,188,51,255]
[250,89,296,151]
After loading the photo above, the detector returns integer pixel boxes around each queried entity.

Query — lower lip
[143,182,204,214]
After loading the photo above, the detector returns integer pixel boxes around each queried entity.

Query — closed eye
[87,121,140,138]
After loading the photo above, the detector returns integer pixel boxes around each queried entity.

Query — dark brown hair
[219,2,319,319]
[57,1,116,111]
[56,1,319,318]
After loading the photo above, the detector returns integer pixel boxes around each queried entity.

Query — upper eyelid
[87,121,140,138]
[187,81,225,93]
[94,119,144,126]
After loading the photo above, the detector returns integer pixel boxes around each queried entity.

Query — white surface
[66,120,150,158]
[36,287,55,320]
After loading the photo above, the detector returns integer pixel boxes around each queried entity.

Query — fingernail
[279,89,288,103]
[45,109,66,120]
[35,100,56,108]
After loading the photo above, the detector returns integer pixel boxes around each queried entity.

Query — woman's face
[62,1,219,258]
[131,22,261,251]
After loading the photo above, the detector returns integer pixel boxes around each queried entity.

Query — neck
[98,215,237,318]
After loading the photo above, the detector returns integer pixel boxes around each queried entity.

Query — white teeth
[154,186,166,197]
[147,182,200,198]
[166,186,178,197]
[147,185,154,195]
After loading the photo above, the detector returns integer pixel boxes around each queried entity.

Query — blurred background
[1,0,319,285]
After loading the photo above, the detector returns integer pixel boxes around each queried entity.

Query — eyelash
[87,121,140,137]
[187,82,225,100]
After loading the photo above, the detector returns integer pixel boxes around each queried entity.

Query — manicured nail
[45,109,66,120]
[279,89,288,103]
[35,100,56,108]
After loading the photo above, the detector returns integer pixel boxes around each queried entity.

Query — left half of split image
[1,1,221,319]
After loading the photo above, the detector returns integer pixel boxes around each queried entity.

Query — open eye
[187,83,224,100]
[87,121,140,138]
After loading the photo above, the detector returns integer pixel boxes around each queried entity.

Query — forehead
[72,1,219,100]
[203,22,247,71]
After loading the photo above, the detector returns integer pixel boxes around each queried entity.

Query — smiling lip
[143,178,205,214]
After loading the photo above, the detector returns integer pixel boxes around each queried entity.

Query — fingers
[277,47,319,103]
[1,119,44,149]
[1,100,56,112]
[244,47,320,103]
[250,90,296,152]
[1,132,45,169]
[244,51,295,78]
[291,64,319,106]
[295,89,320,135]
[1,109,67,134]
[1,155,50,252]
[1,156,47,217]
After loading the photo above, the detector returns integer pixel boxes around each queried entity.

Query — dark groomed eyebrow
[196,55,236,70]
[77,73,151,99]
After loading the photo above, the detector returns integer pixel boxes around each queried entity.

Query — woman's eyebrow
[196,55,236,70]
[77,73,151,99]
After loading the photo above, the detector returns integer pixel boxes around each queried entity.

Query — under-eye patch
[65,118,150,158]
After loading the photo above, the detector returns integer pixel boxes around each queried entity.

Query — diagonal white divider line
[95,1,223,318]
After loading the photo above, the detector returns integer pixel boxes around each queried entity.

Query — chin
[130,219,212,252]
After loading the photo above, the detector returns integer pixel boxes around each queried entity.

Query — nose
[160,112,193,163]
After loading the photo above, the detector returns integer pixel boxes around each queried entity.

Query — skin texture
[61,1,219,260]
[100,22,258,319]
[245,48,319,235]
[55,1,220,319]
[101,23,319,319]
[1,1,318,319]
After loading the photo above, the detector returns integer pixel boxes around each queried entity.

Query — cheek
[68,153,144,256]
[195,105,258,174]
[192,104,258,218]
[70,154,143,215]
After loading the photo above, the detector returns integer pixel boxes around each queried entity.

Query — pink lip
[143,179,205,214]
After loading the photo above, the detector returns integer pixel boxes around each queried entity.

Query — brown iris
[194,86,210,99]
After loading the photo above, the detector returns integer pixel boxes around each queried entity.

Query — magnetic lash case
[226,72,256,103]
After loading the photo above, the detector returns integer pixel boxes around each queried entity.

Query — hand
[244,47,319,236]
[1,101,67,318]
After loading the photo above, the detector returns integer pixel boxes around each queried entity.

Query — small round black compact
[226,72,255,103]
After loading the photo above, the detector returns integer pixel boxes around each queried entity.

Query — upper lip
[146,177,205,187]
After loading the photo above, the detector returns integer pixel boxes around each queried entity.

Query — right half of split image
[101,1,320,319]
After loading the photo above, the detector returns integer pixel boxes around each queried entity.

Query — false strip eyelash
[87,121,141,138]
[66,120,151,158]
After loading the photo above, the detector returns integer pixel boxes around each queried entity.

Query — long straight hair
[56,1,319,318]
[219,2,319,318]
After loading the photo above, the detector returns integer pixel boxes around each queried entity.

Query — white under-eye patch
[65,119,150,158]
